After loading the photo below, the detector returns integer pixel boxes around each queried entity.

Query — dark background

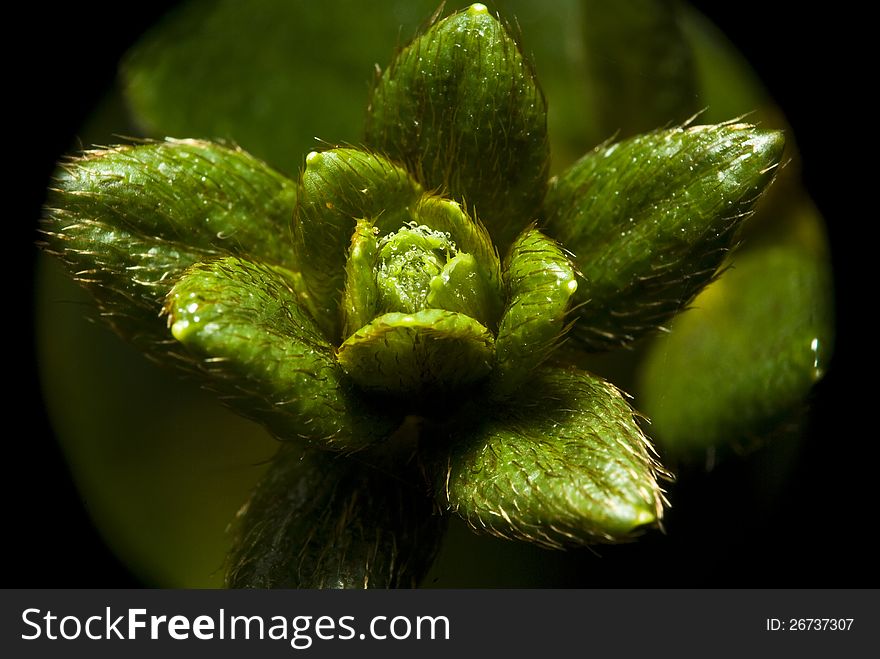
[13,2,863,587]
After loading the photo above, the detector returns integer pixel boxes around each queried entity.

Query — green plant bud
[228,443,445,588]
[38,0,824,591]
[581,0,699,138]
[365,3,550,250]
[294,148,423,340]
[336,310,495,395]
[441,366,668,548]
[375,224,454,314]
[543,123,785,350]
[491,227,577,398]
[41,139,297,347]
[341,209,502,336]
[637,245,834,459]
[165,256,397,451]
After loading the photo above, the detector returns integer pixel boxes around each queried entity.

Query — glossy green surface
[375,224,455,314]
[41,140,296,347]
[341,219,381,339]
[294,148,423,341]
[415,196,503,326]
[37,0,836,590]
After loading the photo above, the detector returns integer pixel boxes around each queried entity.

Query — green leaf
[228,442,445,588]
[122,0,447,174]
[337,310,495,396]
[637,244,834,459]
[491,227,577,398]
[440,366,668,547]
[581,0,699,138]
[165,256,397,451]
[365,3,550,249]
[41,139,297,347]
[543,123,785,351]
[294,148,423,341]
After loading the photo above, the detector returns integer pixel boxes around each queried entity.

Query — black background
[12,2,865,587]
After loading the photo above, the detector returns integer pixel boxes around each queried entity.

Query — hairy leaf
[492,227,577,398]
[365,3,549,249]
[415,196,503,327]
[440,366,668,547]
[165,256,397,451]
[294,148,423,341]
[228,442,445,588]
[543,123,784,350]
[337,310,495,396]
[41,139,297,347]
[341,218,381,339]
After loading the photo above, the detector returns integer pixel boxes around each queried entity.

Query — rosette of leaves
[40,1,832,588]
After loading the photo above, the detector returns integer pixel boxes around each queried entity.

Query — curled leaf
[415,196,503,326]
[294,148,423,340]
[337,309,495,396]
[374,223,457,314]
[492,226,577,398]
[427,253,498,327]
[341,218,381,339]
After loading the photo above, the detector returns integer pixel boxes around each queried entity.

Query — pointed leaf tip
[293,148,423,342]
[365,4,549,249]
[544,123,785,351]
[492,227,578,398]
[441,366,668,547]
[41,140,297,349]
